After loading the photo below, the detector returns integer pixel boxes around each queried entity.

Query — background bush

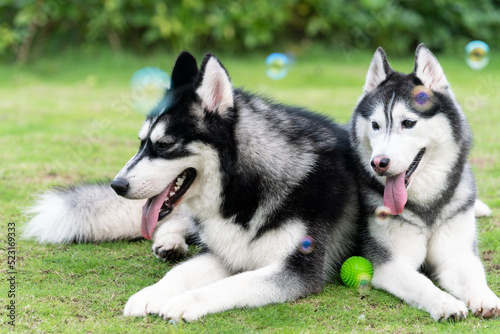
[1,0,499,62]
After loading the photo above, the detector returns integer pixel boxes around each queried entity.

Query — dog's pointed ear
[196,54,233,115]
[171,51,199,88]
[413,44,449,92]
[364,47,393,94]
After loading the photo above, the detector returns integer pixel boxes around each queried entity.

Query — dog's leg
[157,262,311,322]
[428,209,500,318]
[123,253,231,317]
[370,221,468,321]
[152,207,193,262]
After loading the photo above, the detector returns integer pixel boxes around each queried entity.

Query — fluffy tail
[22,183,144,243]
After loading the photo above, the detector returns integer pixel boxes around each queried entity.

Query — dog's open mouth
[404,148,425,187]
[383,148,425,215]
[141,168,197,239]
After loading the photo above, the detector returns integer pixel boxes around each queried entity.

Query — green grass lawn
[1,48,500,333]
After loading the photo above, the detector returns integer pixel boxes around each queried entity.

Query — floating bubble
[374,206,392,223]
[299,235,315,254]
[357,274,372,296]
[411,86,434,112]
[465,41,489,70]
[266,53,290,80]
[130,67,171,114]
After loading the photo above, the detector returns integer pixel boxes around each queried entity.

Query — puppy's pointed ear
[364,47,393,93]
[413,44,449,92]
[171,51,199,88]
[196,54,233,115]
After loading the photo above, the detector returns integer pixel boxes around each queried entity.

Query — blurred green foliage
[1,0,499,62]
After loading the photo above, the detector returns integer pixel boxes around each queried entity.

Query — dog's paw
[468,294,500,318]
[159,291,207,322]
[152,232,188,262]
[123,286,168,317]
[429,294,468,321]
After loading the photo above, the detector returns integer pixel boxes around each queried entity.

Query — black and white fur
[24,51,361,321]
[351,44,500,321]
[118,52,363,321]
[22,47,495,322]
[23,184,193,261]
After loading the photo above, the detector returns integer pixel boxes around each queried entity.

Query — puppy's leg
[370,221,468,321]
[152,207,193,262]
[123,253,231,317]
[428,209,500,318]
[373,261,468,321]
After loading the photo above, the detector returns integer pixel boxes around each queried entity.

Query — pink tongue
[141,186,172,239]
[383,172,407,215]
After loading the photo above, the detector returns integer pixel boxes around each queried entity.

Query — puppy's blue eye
[372,121,380,130]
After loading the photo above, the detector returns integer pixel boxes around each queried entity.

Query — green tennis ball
[340,256,373,288]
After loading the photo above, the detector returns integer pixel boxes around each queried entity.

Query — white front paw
[123,285,168,317]
[159,291,206,322]
[468,293,500,318]
[429,293,468,321]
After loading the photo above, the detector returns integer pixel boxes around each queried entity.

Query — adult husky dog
[24,51,360,321]
[351,44,500,321]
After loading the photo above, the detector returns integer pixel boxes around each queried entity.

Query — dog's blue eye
[402,119,416,129]
[372,121,380,130]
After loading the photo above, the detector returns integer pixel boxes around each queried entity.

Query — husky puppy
[25,51,360,321]
[351,44,500,321]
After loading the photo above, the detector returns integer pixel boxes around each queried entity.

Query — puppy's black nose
[371,156,391,175]
[110,178,129,196]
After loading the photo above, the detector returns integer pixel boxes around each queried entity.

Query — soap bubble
[465,41,489,70]
[374,206,392,223]
[266,53,290,80]
[130,67,170,114]
[299,235,315,254]
[411,86,434,112]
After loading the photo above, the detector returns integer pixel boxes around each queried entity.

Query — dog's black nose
[110,178,129,196]
[379,158,390,168]
[371,156,391,174]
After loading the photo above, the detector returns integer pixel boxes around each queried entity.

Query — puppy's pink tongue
[383,172,407,215]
